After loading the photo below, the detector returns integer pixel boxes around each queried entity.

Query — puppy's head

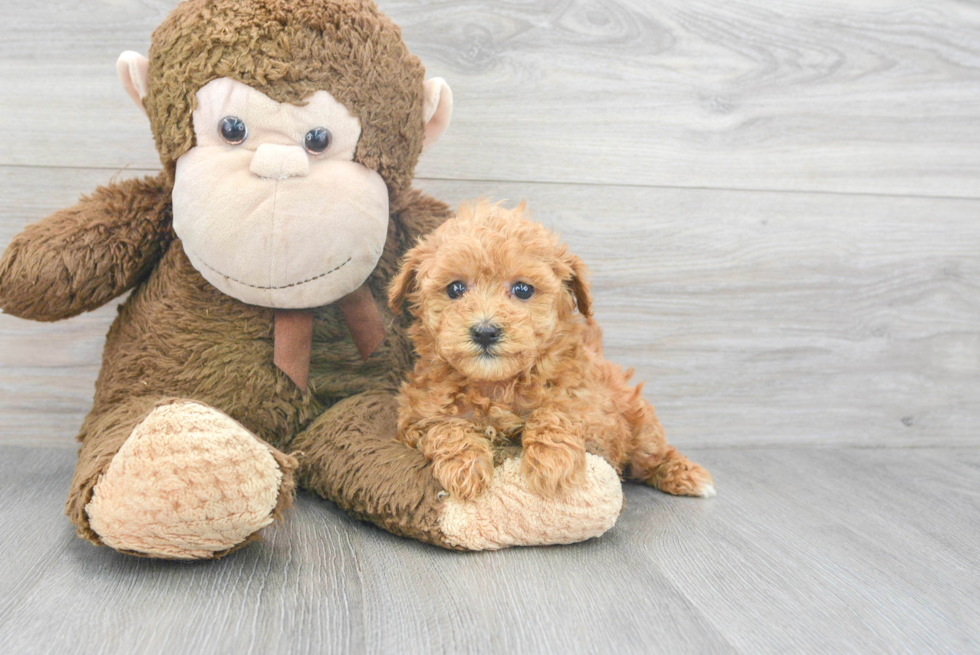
[389,199,592,382]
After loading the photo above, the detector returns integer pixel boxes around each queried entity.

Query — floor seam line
[2,163,979,202]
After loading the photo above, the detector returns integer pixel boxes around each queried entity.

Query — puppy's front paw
[432,447,495,501]
[521,441,588,498]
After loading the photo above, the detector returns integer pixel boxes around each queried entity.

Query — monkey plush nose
[470,323,502,348]
[249,144,310,180]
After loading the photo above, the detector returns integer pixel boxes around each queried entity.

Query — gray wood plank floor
[1,445,977,655]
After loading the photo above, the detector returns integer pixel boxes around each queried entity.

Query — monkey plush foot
[85,401,296,559]
[437,453,624,550]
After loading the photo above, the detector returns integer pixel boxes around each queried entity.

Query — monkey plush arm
[0,173,173,321]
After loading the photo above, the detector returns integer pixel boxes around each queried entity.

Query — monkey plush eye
[447,281,467,299]
[304,127,332,154]
[218,116,248,145]
[512,282,534,300]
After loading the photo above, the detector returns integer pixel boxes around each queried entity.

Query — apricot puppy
[389,200,715,501]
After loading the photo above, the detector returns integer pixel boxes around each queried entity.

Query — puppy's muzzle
[470,323,502,351]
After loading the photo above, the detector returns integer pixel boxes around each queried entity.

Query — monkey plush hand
[0,0,624,558]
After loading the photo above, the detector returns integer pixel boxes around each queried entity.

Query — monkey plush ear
[116,51,150,114]
[422,78,453,150]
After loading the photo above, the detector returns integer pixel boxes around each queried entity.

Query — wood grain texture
[2,167,977,447]
[0,449,368,655]
[630,448,980,654]
[0,448,77,622]
[421,180,980,449]
[1,1,980,196]
[2,445,978,654]
[348,527,732,654]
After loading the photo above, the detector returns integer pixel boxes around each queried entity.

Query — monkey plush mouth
[173,151,389,309]
[195,255,352,291]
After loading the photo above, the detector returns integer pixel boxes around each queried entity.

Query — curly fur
[390,200,716,500]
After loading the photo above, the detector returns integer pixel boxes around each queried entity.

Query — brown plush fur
[390,201,715,500]
[0,174,173,321]
[0,0,458,553]
[146,0,425,196]
[48,186,453,550]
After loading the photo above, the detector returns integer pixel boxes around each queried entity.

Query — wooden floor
[1,0,979,653]
[1,444,977,654]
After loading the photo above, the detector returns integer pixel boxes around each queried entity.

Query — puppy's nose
[470,323,502,348]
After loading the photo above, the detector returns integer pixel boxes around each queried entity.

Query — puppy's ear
[388,243,425,312]
[563,251,593,317]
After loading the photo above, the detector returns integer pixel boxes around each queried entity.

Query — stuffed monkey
[0,0,623,559]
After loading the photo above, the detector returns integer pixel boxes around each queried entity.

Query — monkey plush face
[172,78,389,308]
[114,0,453,310]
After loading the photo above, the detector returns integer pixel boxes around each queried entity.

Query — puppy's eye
[512,282,534,300]
[304,127,332,154]
[447,281,467,299]
[219,116,248,145]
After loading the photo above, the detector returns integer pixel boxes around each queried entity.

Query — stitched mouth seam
[197,256,352,290]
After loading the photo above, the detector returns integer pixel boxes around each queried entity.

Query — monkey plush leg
[627,414,716,498]
[437,453,624,550]
[292,392,624,551]
[66,397,296,559]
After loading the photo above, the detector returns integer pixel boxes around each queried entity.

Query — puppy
[388,200,715,501]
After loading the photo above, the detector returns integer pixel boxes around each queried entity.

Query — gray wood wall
[1,0,978,448]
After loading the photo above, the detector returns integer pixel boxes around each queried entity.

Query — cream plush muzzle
[173,153,389,308]
[172,78,389,309]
